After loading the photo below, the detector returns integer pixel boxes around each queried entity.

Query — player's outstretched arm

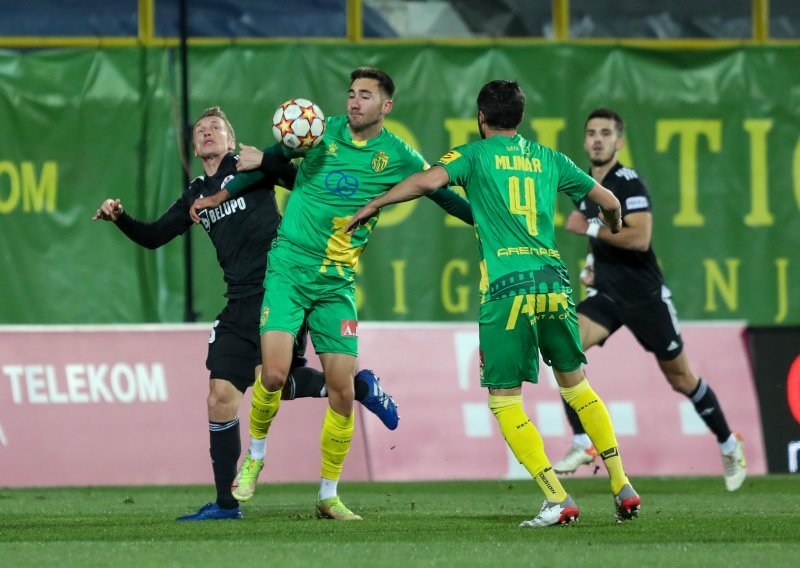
[94,198,188,249]
[345,166,451,233]
[426,186,473,226]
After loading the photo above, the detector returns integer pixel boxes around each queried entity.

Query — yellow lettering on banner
[656,120,721,227]
[442,259,470,313]
[0,161,58,214]
[617,142,635,169]
[0,161,20,214]
[445,118,479,148]
[703,258,740,312]
[390,260,408,314]
[530,119,565,225]
[743,119,774,226]
[774,258,789,324]
[22,162,57,212]
[529,119,565,150]
[377,119,419,227]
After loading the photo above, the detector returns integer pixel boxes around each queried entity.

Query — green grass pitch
[2,476,798,567]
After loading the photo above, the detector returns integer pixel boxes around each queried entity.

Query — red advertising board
[0,322,766,487]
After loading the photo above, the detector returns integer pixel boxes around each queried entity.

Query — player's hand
[190,193,225,223]
[564,211,589,235]
[92,198,123,221]
[579,264,595,286]
[237,144,264,171]
[599,209,622,234]
[344,204,380,233]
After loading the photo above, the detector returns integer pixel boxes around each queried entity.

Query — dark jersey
[114,153,296,299]
[577,162,666,308]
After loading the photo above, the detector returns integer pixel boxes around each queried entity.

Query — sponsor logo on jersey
[340,319,358,337]
[496,246,560,258]
[197,193,248,230]
[616,167,639,180]
[325,171,358,198]
[371,151,389,173]
[438,150,462,164]
[625,196,649,211]
[260,307,270,327]
[221,174,235,188]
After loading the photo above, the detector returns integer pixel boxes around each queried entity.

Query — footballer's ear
[383,98,394,115]
[615,136,625,152]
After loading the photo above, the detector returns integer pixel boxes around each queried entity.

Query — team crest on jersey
[371,151,389,173]
[260,307,270,327]
[438,150,461,164]
[340,319,358,337]
[327,142,339,155]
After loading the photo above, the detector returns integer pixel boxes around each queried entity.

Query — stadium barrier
[0,322,766,487]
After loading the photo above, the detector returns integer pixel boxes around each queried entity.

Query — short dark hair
[350,67,395,99]
[193,106,236,142]
[586,108,624,136]
[476,80,525,130]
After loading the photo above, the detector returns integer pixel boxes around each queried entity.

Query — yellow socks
[489,394,567,503]
[560,379,629,494]
[249,375,282,440]
[320,406,354,480]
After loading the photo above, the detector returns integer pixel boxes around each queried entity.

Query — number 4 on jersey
[509,176,538,236]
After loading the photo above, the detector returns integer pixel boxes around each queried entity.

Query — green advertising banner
[0,44,798,325]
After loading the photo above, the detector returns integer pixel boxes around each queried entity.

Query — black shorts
[206,292,309,393]
[576,289,684,361]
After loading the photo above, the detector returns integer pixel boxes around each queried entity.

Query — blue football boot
[176,502,242,521]
[355,369,399,430]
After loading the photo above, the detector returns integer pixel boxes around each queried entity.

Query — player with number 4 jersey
[437,133,594,304]
[347,80,640,526]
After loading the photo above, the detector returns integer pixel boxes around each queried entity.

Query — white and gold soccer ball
[271,98,326,150]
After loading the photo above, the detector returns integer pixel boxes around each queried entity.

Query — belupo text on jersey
[198,196,247,230]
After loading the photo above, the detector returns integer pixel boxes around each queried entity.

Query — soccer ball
[272,98,326,150]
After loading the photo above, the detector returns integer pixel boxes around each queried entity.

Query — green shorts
[260,250,358,357]
[478,292,586,389]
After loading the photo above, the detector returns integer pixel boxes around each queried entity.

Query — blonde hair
[193,106,236,143]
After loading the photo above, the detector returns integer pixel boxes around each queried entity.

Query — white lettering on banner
[788,440,800,473]
[1,363,169,404]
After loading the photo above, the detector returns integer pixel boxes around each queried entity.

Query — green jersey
[437,134,594,303]
[278,115,426,275]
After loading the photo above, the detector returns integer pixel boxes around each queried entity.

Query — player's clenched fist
[92,198,123,221]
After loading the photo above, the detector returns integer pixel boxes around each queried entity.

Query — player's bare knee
[664,370,696,394]
[262,368,288,391]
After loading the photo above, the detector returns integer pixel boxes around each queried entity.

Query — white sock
[318,477,339,501]
[720,434,738,455]
[573,433,593,450]
[249,436,267,460]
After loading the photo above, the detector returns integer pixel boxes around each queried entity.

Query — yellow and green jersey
[277,115,426,276]
[436,134,594,303]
